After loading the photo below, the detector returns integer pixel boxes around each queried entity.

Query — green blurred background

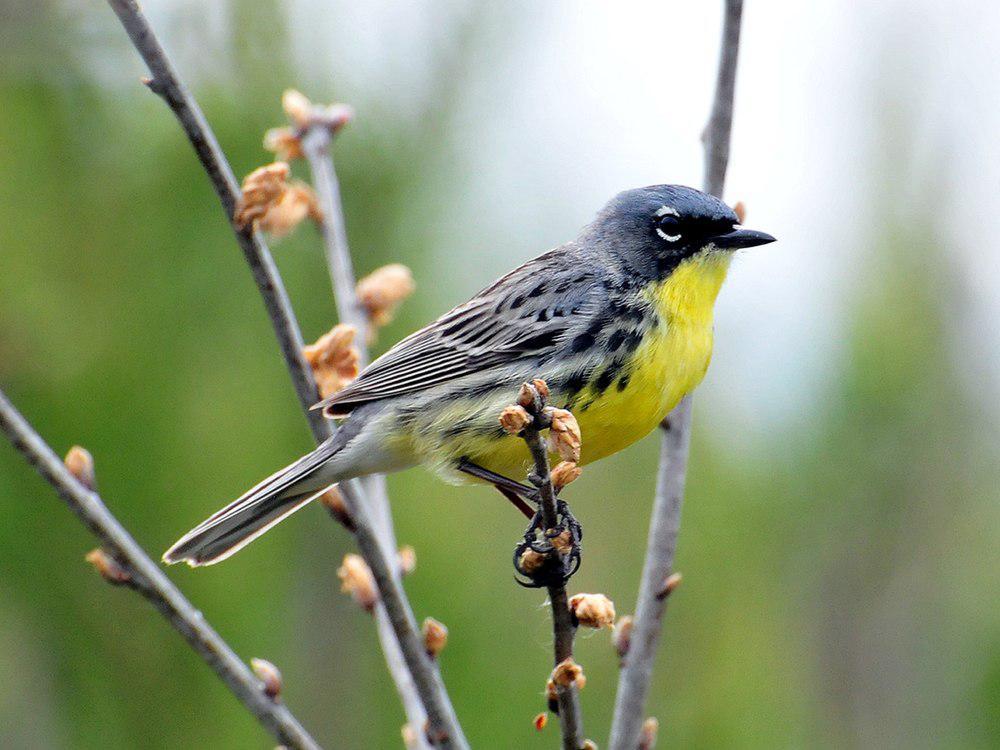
[1,1,998,748]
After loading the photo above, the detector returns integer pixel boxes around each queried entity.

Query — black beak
[710,227,776,249]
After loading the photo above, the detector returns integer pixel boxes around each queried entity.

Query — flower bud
[234,162,290,229]
[319,486,353,530]
[613,615,634,659]
[551,658,585,690]
[337,553,378,612]
[517,548,547,575]
[498,405,531,436]
[398,545,416,577]
[263,127,303,161]
[282,88,313,126]
[531,379,550,401]
[546,408,582,463]
[639,717,659,750]
[65,446,96,490]
[550,461,581,489]
[517,382,537,410]
[303,324,360,399]
[533,712,548,731]
[733,200,747,224]
[421,617,448,658]
[569,593,616,629]
[85,548,131,586]
[250,657,283,700]
[656,572,682,600]
[356,264,416,333]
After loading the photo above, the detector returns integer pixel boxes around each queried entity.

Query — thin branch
[105,2,466,746]
[106,0,330,443]
[608,2,744,748]
[516,386,585,750]
[0,390,321,750]
[302,118,436,747]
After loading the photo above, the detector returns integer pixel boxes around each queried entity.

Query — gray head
[581,184,775,279]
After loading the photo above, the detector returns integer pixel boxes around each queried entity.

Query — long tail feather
[164,438,341,566]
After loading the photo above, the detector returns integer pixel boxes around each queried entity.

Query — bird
[164,184,775,567]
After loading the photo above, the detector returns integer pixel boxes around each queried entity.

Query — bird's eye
[655,214,682,242]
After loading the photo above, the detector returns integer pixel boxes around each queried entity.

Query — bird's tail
[163,437,343,567]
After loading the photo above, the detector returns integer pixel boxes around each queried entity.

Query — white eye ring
[656,227,681,242]
[654,205,681,241]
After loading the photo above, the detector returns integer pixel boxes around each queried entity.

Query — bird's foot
[513,498,583,588]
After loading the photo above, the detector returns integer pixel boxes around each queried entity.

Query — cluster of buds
[568,593,616,629]
[639,717,660,750]
[498,379,583,490]
[302,323,360,399]
[337,553,378,612]
[546,657,586,713]
[233,161,320,238]
[263,89,354,162]
[355,263,416,338]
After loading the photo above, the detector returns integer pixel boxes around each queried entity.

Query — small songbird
[165,185,774,566]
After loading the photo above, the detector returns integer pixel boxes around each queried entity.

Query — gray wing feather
[316,247,600,415]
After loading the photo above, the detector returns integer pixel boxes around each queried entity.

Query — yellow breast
[573,250,732,464]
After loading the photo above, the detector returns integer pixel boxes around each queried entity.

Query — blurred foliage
[0,2,998,749]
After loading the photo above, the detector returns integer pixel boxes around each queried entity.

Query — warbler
[165,184,774,566]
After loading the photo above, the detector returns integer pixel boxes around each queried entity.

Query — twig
[299,107,456,747]
[0,390,321,750]
[607,2,744,748]
[105,3,466,746]
[106,0,329,444]
[516,385,585,750]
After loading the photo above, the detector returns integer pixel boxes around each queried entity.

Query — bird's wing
[316,248,602,416]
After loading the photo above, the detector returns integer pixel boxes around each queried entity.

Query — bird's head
[582,184,775,279]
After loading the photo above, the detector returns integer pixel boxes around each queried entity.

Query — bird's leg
[457,458,538,519]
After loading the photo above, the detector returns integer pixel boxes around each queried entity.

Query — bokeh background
[1,1,998,748]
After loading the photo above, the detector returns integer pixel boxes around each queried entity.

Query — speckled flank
[368,248,732,483]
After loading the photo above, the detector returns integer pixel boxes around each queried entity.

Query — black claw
[512,501,583,588]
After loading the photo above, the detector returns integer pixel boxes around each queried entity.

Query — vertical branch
[104,2,466,746]
[608,2,744,749]
[516,384,585,750]
[0,391,321,750]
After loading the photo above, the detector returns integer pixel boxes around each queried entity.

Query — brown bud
[234,162,290,229]
[319,486,353,529]
[421,617,448,658]
[257,183,320,239]
[550,528,574,556]
[65,446,96,490]
[546,408,581,463]
[655,572,682,600]
[550,461,581,489]
[516,382,537,410]
[282,88,313,126]
[316,103,354,134]
[613,615,634,659]
[639,717,659,750]
[303,324,360,399]
[533,712,548,731]
[85,548,131,586]
[518,548,547,575]
[551,658,586,690]
[250,657,283,700]
[583,741,598,750]
[569,593,616,629]
[498,404,532,436]
[337,553,378,612]
[263,127,303,161]
[398,545,416,577]
[531,379,550,401]
[356,264,415,333]
[733,200,747,224]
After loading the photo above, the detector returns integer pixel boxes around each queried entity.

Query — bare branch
[608,2,744,748]
[0,390,321,750]
[107,0,330,443]
[104,3,466,746]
